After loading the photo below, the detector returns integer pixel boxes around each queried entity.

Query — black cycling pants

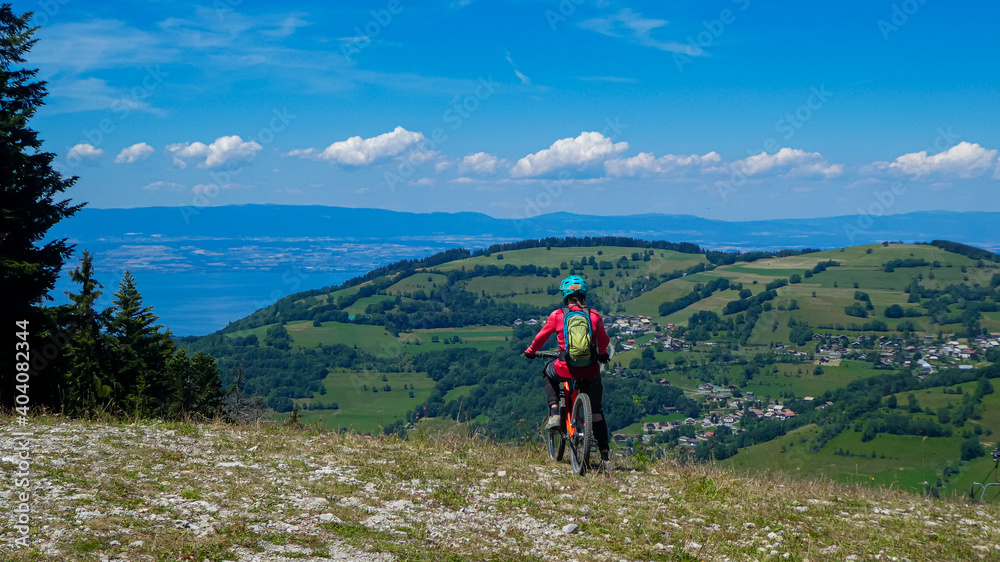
[543,362,609,453]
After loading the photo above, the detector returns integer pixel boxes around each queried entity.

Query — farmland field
[431,246,707,277]
[464,275,556,297]
[741,361,876,398]
[399,325,513,354]
[619,279,698,316]
[291,369,436,433]
[285,321,399,351]
[722,425,960,496]
[386,273,449,294]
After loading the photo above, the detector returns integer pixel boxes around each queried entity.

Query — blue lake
[52,269,367,337]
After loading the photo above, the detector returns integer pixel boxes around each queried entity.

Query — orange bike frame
[562,380,577,437]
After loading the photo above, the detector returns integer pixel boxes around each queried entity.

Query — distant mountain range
[47,205,1000,336]
[52,205,1000,254]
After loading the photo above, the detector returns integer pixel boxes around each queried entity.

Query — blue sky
[17,0,1000,221]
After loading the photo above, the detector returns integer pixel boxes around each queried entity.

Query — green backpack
[561,307,596,368]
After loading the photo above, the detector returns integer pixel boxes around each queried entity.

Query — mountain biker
[524,275,613,470]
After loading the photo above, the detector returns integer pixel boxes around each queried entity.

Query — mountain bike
[532,348,613,475]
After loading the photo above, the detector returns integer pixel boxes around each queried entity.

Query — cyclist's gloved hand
[524,350,536,359]
[598,352,610,363]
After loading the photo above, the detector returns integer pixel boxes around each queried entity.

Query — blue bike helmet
[559,275,587,300]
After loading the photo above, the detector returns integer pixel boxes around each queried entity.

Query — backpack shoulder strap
[583,307,598,351]
[558,307,569,359]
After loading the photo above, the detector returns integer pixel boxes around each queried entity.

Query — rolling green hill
[180,237,1000,500]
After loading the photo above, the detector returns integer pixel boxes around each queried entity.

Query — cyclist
[524,275,613,470]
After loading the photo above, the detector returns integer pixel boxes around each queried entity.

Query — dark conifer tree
[189,351,223,416]
[108,271,175,414]
[63,251,114,414]
[0,6,83,408]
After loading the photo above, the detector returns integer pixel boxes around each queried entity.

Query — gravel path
[3,418,1000,561]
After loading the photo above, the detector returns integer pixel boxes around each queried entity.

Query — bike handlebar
[529,350,613,363]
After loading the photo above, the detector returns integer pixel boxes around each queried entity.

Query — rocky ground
[3,416,1000,561]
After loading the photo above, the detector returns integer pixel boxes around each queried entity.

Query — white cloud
[192,182,251,194]
[142,181,184,191]
[261,13,309,38]
[575,75,639,83]
[32,20,168,75]
[67,144,103,161]
[410,178,435,186]
[511,132,628,178]
[459,152,506,175]
[166,136,262,168]
[604,151,721,177]
[449,177,474,184]
[579,8,699,55]
[867,142,998,179]
[505,51,532,86]
[842,178,884,190]
[114,142,155,163]
[289,126,424,166]
[434,160,453,173]
[727,148,843,178]
[42,76,164,116]
[401,148,439,165]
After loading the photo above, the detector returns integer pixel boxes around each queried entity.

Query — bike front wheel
[546,422,566,461]
[568,393,593,475]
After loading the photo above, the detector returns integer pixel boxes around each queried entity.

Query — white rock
[562,523,579,534]
[319,513,342,523]
[496,470,507,477]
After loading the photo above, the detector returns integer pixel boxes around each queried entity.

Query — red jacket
[525,305,610,380]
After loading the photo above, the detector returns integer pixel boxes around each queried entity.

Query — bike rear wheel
[568,393,593,475]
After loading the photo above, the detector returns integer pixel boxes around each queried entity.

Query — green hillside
[180,237,1000,500]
